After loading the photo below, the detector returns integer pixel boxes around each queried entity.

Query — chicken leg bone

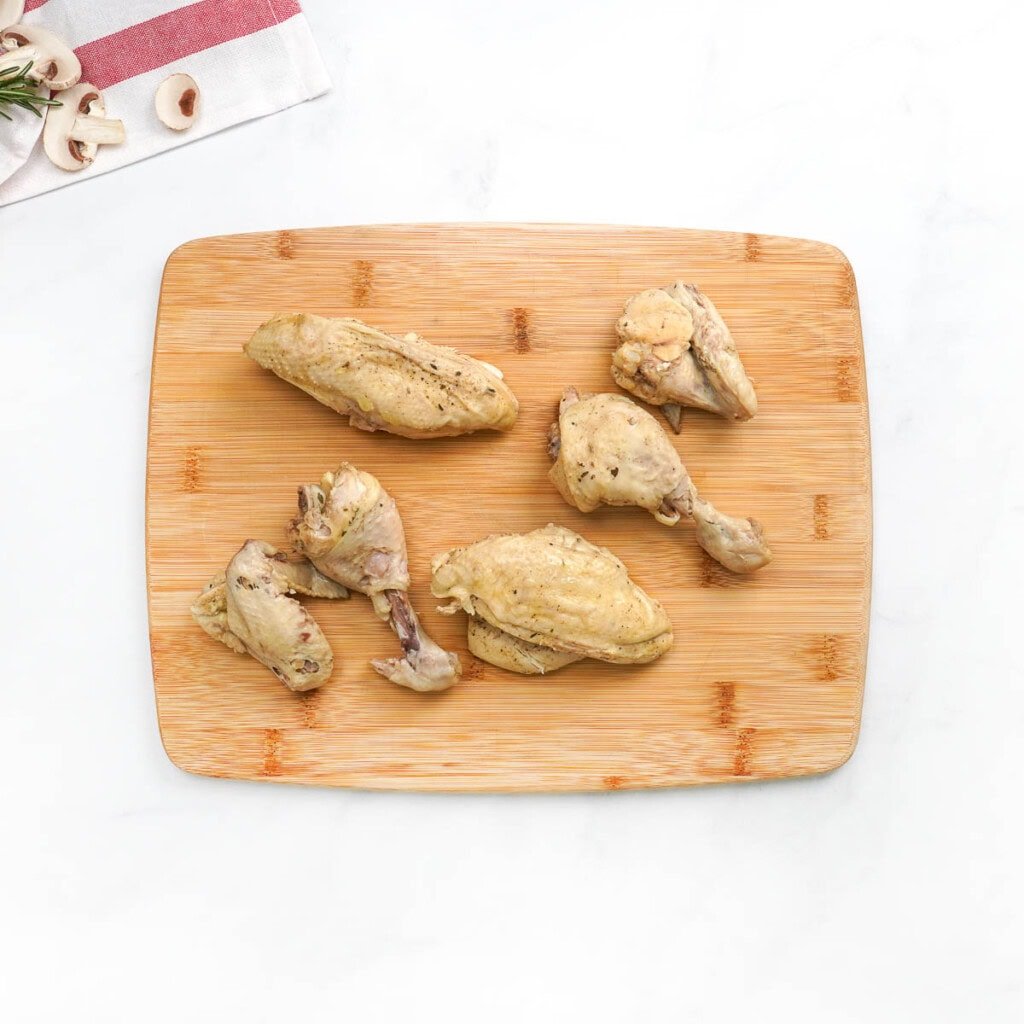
[371,590,463,692]
[550,389,771,573]
[290,463,462,691]
[663,480,772,574]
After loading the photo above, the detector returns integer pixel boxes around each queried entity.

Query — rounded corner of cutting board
[161,234,216,275]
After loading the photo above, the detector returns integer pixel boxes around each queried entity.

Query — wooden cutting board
[147,224,870,791]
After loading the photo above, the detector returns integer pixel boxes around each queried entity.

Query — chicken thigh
[245,314,519,438]
[611,282,757,425]
[191,540,349,692]
[431,524,673,675]
[549,389,772,573]
[289,463,462,692]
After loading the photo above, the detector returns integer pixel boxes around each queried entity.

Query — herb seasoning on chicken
[549,389,772,573]
[245,314,519,438]
[431,524,673,675]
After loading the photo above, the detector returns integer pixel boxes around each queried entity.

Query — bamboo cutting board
[147,224,870,791]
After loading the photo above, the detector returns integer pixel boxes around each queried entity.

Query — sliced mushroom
[0,1,25,29]
[155,73,199,130]
[43,82,125,172]
[0,24,80,91]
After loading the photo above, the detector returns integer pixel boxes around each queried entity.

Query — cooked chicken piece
[191,540,349,692]
[679,489,773,575]
[245,314,519,438]
[431,524,673,675]
[549,389,772,573]
[611,282,757,422]
[466,619,583,675]
[289,463,461,692]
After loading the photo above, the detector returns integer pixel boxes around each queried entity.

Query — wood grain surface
[147,223,871,791]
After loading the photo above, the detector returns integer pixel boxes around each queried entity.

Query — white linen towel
[0,0,330,206]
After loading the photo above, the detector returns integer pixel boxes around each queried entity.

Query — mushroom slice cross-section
[0,2,25,28]
[43,82,125,171]
[0,24,81,90]
[155,72,199,130]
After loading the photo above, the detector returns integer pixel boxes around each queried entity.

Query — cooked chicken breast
[245,314,519,438]
[466,618,583,675]
[289,463,461,692]
[191,540,349,691]
[431,524,673,674]
[611,282,757,422]
[548,389,771,573]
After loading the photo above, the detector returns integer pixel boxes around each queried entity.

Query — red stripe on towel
[73,0,302,90]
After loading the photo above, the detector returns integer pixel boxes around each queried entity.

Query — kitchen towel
[0,0,330,206]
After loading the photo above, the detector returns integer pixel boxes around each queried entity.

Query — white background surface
[2,1,1021,1020]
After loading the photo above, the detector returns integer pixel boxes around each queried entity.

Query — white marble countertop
[2,1,1021,1020]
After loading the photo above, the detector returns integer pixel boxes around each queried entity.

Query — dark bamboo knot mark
[300,691,320,728]
[262,728,283,776]
[511,307,531,352]
[182,445,201,493]
[716,681,736,727]
[699,554,724,587]
[699,553,743,588]
[813,494,830,540]
[744,233,762,262]
[821,635,839,681]
[353,259,374,306]
[835,356,858,402]
[462,657,487,682]
[275,230,296,260]
[603,775,625,790]
[733,728,755,776]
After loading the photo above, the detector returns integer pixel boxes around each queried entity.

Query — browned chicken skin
[549,389,772,573]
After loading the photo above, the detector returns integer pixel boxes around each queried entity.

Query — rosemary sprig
[0,61,63,121]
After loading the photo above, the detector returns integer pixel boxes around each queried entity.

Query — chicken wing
[289,463,462,692]
[611,282,757,423]
[549,389,772,573]
[191,540,349,691]
[431,524,672,675]
[245,314,519,438]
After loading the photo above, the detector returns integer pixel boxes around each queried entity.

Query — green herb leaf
[0,61,63,121]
